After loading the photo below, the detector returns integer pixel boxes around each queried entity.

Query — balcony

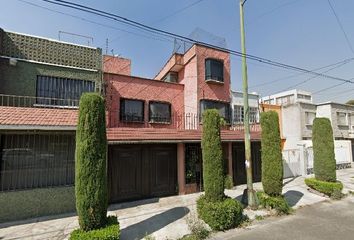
[0,94,261,141]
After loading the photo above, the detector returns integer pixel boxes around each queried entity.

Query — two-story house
[0,28,101,222]
[0,29,263,223]
[104,44,262,202]
[262,89,353,177]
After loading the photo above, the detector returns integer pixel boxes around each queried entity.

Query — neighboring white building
[316,102,354,140]
[231,91,259,124]
[264,89,353,177]
[261,89,312,105]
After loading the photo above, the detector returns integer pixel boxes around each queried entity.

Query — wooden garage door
[108,144,177,203]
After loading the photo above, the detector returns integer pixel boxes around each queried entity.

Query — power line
[39,0,354,85]
[249,58,354,89]
[247,0,302,25]
[102,0,208,51]
[281,58,353,91]
[312,82,348,95]
[327,0,354,56]
[151,0,208,25]
[17,0,174,46]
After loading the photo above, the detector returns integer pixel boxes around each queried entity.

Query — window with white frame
[233,105,258,124]
[337,112,348,126]
[305,112,316,125]
[349,113,354,129]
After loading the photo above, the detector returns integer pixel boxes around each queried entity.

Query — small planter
[185,183,198,194]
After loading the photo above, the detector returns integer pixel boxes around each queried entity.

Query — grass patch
[305,178,343,199]
[256,191,292,215]
[70,216,120,240]
[255,215,265,221]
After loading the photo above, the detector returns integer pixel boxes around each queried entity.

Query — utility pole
[239,0,259,209]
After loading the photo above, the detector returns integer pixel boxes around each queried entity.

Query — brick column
[228,142,233,177]
[177,143,185,195]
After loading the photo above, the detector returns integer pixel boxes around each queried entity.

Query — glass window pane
[120,99,144,122]
[36,76,95,106]
[149,102,171,123]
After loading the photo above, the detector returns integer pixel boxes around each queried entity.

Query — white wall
[281,104,302,150]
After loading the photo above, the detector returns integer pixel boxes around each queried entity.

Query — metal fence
[0,94,80,108]
[0,133,75,192]
[106,110,261,131]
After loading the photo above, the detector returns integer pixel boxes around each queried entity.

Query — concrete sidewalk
[0,168,353,240]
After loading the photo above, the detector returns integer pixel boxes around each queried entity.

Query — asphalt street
[213,195,354,240]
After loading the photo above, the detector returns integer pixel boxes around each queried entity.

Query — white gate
[282,149,302,178]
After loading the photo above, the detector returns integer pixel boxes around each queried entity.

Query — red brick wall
[196,45,231,103]
[103,55,131,76]
[105,73,184,128]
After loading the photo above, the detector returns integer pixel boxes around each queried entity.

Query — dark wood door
[108,144,177,203]
[149,146,177,196]
[232,142,262,185]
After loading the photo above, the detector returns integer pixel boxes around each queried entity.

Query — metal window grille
[0,133,75,192]
[36,76,95,106]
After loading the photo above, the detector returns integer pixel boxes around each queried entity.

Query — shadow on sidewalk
[284,190,304,207]
[120,207,190,240]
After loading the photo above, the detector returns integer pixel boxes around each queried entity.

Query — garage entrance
[108,144,177,203]
[232,142,262,185]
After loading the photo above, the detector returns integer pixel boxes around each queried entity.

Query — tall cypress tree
[201,109,224,202]
[312,118,336,182]
[75,93,108,231]
[260,111,283,196]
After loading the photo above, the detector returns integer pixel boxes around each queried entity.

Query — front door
[185,143,203,192]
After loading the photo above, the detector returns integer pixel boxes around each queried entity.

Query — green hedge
[197,195,243,231]
[224,175,234,190]
[305,178,343,198]
[312,118,336,182]
[260,111,283,196]
[256,191,291,215]
[201,109,224,202]
[70,216,120,240]
[76,93,108,231]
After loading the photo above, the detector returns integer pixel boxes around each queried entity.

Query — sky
[1,0,354,103]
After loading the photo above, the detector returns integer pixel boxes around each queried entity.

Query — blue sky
[1,0,354,103]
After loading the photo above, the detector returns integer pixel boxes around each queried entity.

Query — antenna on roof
[58,31,93,46]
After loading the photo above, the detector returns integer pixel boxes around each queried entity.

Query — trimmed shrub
[260,111,283,196]
[75,93,108,231]
[201,109,224,202]
[305,178,343,198]
[224,175,234,190]
[256,191,291,215]
[197,195,243,231]
[70,216,120,240]
[312,118,336,182]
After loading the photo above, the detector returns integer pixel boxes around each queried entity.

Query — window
[36,76,95,106]
[205,59,224,82]
[305,112,316,125]
[200,100,230,123]
[298,94,311,101]
[337,112,348,126]
[120,99,144,122]
[0,134,75,191]
[276,95,295,105]
[233,105,259,124]
[163,72,178,83]
[350,114,354,129]
[149,101,171,123]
